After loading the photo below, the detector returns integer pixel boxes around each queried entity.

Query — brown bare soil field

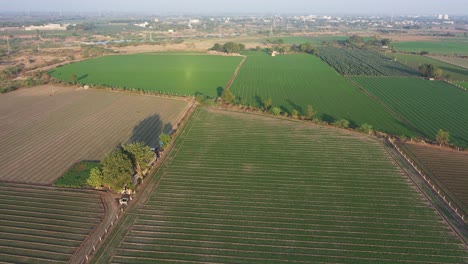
[401,142,468,215]
[0,85,190,184]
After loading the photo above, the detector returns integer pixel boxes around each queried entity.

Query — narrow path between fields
[224,55,247,91]
[69,190,118,264]
[382,140,468,249]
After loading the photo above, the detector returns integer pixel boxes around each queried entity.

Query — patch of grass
[53,161,101,188]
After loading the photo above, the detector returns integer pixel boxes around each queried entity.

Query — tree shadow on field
[254,94,263,108]
[321,113,336,123]
[279,105,290,114]
[216,87,224,97]
[78,74,89,81]
[128,114,173,148]
[285,99,303,115]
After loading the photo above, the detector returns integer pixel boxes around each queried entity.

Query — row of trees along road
[87,136,171,192]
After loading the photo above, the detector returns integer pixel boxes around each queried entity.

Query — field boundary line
[224,55,247,91]
[346,77,424,137]
[383,138,468,248]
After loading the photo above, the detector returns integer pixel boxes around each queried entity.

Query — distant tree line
[67,23,96,31]
[210,42,246,54]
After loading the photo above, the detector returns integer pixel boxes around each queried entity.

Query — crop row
[0,183,104,263]
[109,108,467,263]
[0,86,188,184]
[352,76,468,147]
[318,47,418,76]
[401,143,468,215]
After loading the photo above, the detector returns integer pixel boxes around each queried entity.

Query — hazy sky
[2,0,467,15]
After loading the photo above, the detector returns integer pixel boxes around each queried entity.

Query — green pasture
[54,161,101,188]
[353,76,468,147]
[50,53,243,97]
[98,108,467,263]
[391,53,468,81]
[393,41,468,56]
[230,52,414,136]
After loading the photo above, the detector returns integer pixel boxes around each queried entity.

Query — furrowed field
[50,53,243,97]
[318,47,418,76]
[429,56,468,69]
[391,53,468,82]
[400,142,468,217]
[0,86,189,184]
[230,52,414,136]
[0,183,104,263]
[352,77,468,147]
[95,108,467,263]
[393,41,468,56]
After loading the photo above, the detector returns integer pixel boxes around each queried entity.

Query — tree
[333,119,350,128]
[418,64,443,78]
[436,129,450,146]
[87,167,103,188]
[221,89,235,104]
[263,97,272,110]
[358,123,373,135]
[123,142,154,176]
[306,105,316,120]
[101,147,133,191]
[291,109,299,119]
[271,107,281,116]
[159,133,172,150]
[381,38,391,46]
[211,43,223,52]
[70,74,77,84]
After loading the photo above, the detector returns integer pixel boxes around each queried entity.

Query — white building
[24,23,69,31]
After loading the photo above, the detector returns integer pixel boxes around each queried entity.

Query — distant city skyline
[1,0,467,16]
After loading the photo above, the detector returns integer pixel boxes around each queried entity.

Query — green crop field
[0,85,189,184]
[94,108,467,263]
[352,76,468,147]
[393,41,468,56]
[0,183,104,263]
[318,47,418,76]
[50,53,243,97]
[230,52,414,136]
[391,53,468,81]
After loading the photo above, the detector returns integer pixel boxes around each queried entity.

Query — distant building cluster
[437,14,449,20]
[24,23,71,31]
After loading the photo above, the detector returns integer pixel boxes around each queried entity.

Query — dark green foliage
[159,134,172,150]
[123,142,154,175]
[210,42,245,54]
[318,47,418,76]
[54,161,101,188]
[418,64,443,78]
[102,147,133,191]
